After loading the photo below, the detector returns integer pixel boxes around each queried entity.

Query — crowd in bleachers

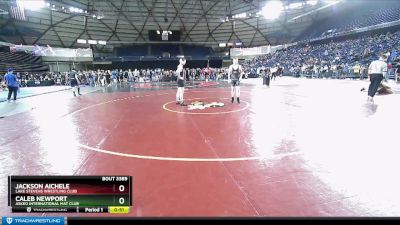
[75,68,226,87]
[300,1,400,41]
[244,31,400,80]
[1,67,229,90]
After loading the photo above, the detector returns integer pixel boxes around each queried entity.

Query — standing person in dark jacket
[4,68,19,102]
[69,69,81,96]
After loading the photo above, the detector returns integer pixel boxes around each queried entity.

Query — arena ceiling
[0,0,345,53]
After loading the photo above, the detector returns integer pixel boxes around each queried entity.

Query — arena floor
[1,77,400,216]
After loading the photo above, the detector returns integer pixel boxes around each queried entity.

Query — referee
[367,53,388,103]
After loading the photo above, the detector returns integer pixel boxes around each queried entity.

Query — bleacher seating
[0,51,49,73]
[116,45,149,57]
[96,44,216,63]
[150,44,181,57]
[244,30,400,79]
[182,45,212,59]
[298,1,400,41]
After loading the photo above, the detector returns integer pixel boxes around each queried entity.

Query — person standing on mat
[69,68,81,97]
[176,57,187,106]
[228,58,243,103]
[264,68,271,87]
[367,53,388,103]
[4,68,19,102]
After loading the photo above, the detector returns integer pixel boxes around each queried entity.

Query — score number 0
[118,185,125,205]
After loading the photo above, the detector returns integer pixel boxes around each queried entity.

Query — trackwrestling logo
[187,101,224,110]
[2,217,64,225]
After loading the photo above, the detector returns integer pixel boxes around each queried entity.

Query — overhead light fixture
[17,0,45,11]
[261,0,284,20]
[98,41,107,45]
[77,39,87,44]
[288,2,304,9]
[88,40,97,44]
[233,12,247,19]
[219,43,226,47]
[307,0,319,6]
[289,0,341,22]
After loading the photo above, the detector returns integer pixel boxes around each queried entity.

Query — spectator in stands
[244,30,400,80]
[111,69,118,84]
[0,74,5,91]
[88,71,94,87]
[353,63,361,79]
[4,68,19,102]
[394,58,400,83]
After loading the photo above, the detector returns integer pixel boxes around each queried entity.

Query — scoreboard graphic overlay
[8,176,132,214]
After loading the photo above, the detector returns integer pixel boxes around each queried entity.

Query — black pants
[263,76,270,86]
[7,86,18,101]
[368,74,383,97]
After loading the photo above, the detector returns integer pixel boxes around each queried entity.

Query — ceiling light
[308,0,319,5]
[288,2,303,9]
[77,39,87,44]
[261,0,284,20]
[17,0,45,11]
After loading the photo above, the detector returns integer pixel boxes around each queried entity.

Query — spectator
[4,68,19,102]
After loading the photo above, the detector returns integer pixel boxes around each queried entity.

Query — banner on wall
[230,45,274,58]
[9,44,93,58]
[230,43,297,58]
